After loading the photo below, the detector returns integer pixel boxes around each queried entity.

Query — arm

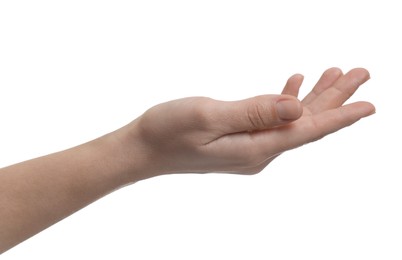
[0,68,375,253]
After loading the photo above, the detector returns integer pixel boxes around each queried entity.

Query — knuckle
[350,77,361,90]
[246,101,274,130]
[189,97,215,126]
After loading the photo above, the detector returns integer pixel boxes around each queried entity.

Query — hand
[0,67,375,252]
[121,68,375,179]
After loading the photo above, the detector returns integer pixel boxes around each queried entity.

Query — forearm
[0,126,146,253]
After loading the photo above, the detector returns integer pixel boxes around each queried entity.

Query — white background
[0,0,400,259]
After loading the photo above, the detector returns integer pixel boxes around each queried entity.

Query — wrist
[104,119,157,184]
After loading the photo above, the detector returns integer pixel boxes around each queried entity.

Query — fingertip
[282,74,304,96]
[325,67,343,77]
[349,68,371,82]
[289,73,304,84]
[276,96,303,121]
[345,101,376,119]
[291,73,304,80]
[363,101,376,116]
[352,67,370,74]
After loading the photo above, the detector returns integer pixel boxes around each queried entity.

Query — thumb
[214,95,303,133]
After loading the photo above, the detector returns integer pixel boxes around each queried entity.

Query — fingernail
[276,99,302,120]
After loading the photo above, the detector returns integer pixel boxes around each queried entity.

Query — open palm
[133,68,374,175]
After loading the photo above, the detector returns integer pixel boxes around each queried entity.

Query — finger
[302,67,343,105]
[211,94,303,133]
[202,101,374,173]
[251,101,375,155]
[306,68,370,114]
[282,74,304,97]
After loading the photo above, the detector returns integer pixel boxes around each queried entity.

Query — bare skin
[0,68,375,253]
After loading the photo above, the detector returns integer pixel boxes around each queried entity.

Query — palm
[283,67,373,143]
[136,67,374,175]
[267,68,372,171]
[206,68,374,174]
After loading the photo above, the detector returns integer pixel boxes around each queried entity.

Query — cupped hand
[125,68,375,178]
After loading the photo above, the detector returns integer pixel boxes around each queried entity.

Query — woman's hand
[0,67,374,252]
[122,67,375,179]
